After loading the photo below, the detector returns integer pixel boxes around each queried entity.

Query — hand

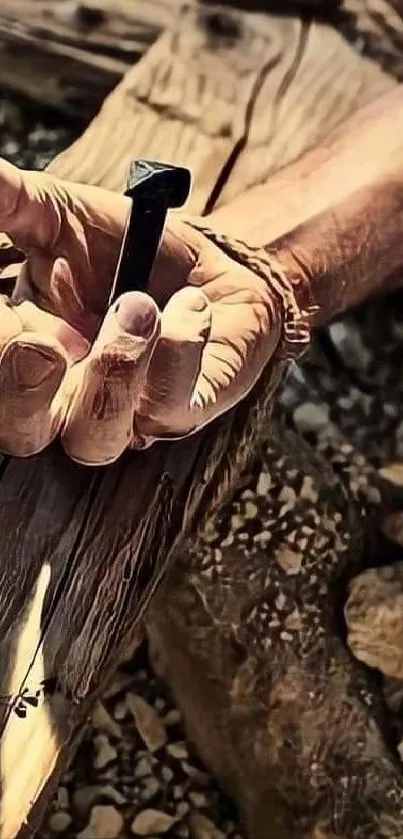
[0,158,282,464]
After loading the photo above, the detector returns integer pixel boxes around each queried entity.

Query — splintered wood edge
[0,566,68,838]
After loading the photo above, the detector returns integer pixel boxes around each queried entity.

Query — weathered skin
[147,416,403,839]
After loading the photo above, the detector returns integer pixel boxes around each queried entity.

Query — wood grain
[50,5,391,210]
[0,0,383,118]
[342,0,403,80]
[0,4,397,838]
[0,0,178,118]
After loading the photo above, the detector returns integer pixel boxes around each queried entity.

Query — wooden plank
[0,0,352,118]
[0,4,396,838]
[214,12,390,207]
[0,0,178,118]
[49,5,391,208]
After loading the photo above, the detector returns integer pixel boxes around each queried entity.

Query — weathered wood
[0,0,356,118]
[341,1,403,80]
[0,0,176,118]
[49,6,390,204]
[0,4,396,839]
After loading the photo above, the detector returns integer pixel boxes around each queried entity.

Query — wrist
[182,216,311,364]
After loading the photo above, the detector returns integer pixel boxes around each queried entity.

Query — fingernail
[7,343,65,390]
[114,292,158,340]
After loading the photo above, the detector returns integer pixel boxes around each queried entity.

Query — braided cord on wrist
[184,219,316,362]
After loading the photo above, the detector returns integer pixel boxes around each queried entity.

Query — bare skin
[0,158,281,464]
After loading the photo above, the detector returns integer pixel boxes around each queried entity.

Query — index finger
[0,158,60,252]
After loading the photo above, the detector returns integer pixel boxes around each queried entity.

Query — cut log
[0,4,397,839]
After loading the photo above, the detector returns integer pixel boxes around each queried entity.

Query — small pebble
[167,742,188,760]
[141,776,161,802]
[131,808,178,835]
[135,756,153,778]
[56,786,69,811]
[92,701,122,740]
[162,708,182,726]
[126,693,167,752]
[189,792,209,809]
[161,766,174,784]
[189,812,226,839]
[113,700,128,721]
[78,805,124,839]
[48,812,72,833]
[173,784,184,800]
[182,763,211,786]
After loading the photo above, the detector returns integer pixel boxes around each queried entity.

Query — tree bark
[0,4,398,839]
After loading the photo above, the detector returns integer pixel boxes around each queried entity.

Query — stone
[131,809,178,835]
[161,765,174,783]
[135,756,153,778]
[78,805,124,839]
[293,402,330,434]
[48,812,72,832]
[92,701,122,739]
[56,786,69,811]
[126,694,167,752]
[181,762,211,786]
[141,776,161,802]
[189,812,226,839]
[113,700,128,721]
[162,708,181,726]
[177,801,190,817]
[166,741,188,760]
[189,791,209,808]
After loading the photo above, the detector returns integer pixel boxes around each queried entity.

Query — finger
[0,158,59,252]
[0,157,130,257]
[0,260,90,457]
[13,257,91,361]
[134,286,211,443]
[60,292,160,465]
[14,255,101,342]
[0,295,25,351]
[0,332,68,456]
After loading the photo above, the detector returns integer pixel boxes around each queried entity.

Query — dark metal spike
[109,160,192,306]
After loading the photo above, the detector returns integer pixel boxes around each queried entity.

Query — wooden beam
[0,3,396,838]
[0,0,355,118]
[0,0,178,118]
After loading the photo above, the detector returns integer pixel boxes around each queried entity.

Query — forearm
[207,85,403,327]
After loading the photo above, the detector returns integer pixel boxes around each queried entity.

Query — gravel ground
[2,91,403,839]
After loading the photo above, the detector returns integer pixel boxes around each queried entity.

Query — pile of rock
[41,652,244,839]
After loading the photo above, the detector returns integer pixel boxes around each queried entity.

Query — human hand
[0,158,282,464]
